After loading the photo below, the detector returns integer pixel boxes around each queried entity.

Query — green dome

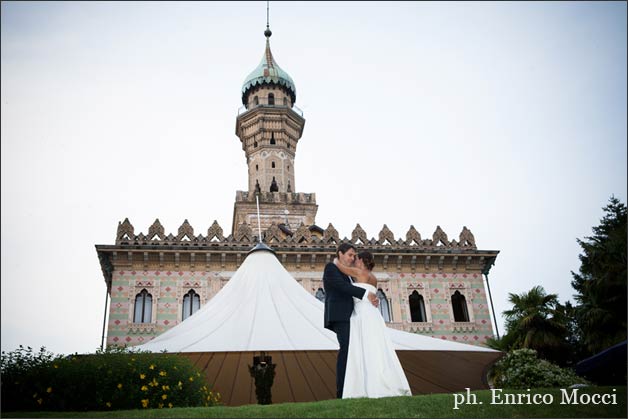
[241,34,296,105]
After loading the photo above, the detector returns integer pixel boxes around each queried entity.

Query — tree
[558,301,587,365]
[490,286,569,364]
[571,196,627,354]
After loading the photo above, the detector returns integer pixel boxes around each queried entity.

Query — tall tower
[232,25,318,234]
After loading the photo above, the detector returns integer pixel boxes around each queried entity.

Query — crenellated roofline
[95,218,498,296]
[110,218,484,249]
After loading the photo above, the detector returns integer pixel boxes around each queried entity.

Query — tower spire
[264,1,272,38]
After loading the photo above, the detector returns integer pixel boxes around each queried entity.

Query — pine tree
[571,196,627,354]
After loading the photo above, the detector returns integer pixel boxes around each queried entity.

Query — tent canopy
[136,246,502,405]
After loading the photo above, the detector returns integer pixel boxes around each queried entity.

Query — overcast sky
[2,1,626,355]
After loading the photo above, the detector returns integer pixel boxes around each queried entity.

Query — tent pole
[101,287,109,351]
[255,193,262,243]
[483,273,500,339]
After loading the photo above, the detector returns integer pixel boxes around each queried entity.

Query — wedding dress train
[342,282,412,399]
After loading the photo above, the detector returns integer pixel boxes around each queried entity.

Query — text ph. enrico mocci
[453,388,618,410]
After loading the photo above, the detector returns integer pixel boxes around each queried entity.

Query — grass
[2,386,625,418]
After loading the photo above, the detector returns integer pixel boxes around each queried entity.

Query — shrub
[1,345,221,411]
[489,348,588,389]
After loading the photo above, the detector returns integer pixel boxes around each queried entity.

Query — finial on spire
[264,0,272,38]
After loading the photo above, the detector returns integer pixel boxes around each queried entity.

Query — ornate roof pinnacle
[240,26,296,105]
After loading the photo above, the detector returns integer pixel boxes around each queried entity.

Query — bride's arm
[333,258,369,282]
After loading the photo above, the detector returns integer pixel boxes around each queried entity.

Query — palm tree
[502,285,568,363]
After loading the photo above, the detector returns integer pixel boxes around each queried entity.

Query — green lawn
[3,386,625,418]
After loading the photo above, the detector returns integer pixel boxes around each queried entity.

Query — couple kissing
[323,243,412,399]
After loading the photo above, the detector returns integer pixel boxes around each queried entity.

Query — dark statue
[248,352,276,405]
[270,176,279,192]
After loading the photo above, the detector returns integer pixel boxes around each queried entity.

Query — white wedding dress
[342,282,412,399]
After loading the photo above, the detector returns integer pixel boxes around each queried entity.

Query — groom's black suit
[323,262,367,399]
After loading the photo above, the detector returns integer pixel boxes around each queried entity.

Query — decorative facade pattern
[97,220,498,348]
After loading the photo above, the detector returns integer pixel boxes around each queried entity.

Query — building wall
[107,269,231,347]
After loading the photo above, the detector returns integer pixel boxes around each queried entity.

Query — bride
[334,251,412,399]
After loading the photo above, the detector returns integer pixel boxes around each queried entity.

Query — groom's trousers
[330,321,351,399]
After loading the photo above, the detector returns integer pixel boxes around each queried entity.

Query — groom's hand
[367,292,379,308]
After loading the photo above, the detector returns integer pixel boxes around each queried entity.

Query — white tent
[136,244,502,405]
[137,245,496,354]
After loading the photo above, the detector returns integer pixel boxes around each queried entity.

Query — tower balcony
[237,102,304,118]
[235,190,316,205]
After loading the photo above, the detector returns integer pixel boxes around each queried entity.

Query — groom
[323,243,378,398]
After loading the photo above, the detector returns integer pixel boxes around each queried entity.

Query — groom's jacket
[323,262,367,330]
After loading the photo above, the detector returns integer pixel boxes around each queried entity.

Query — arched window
[255,164,258,171]
[451,290,470,322]
[133,289,152,323]
[271,161,275,168]
[268,93,275,105]
[408,290,427,322]
[182,289,201,320]
[270,132,276,145]
[253,96,259,106]
[254,140,258,148]
[315,288,326,302]
[377,289,391,322]
[283,97,288,106]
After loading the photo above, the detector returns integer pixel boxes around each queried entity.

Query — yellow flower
[53,364,59,369]
[141,385,148,392]
[189,376,194,382]
[159,370,167,376]
[158,403,164,409]
[37,398,43,405]
[168,403,173,408]
[46,387,52,393]
[141,399,149,408]
[117,383,123,390]
[177,381,183,388]
[161,394,168,400]
[196,372,201,377]
[106,402,112,408]
[131,357,136,362]
[149,378,159,387]
[149,364,155,370]
[139,373,146,379]
[161,385,170,391]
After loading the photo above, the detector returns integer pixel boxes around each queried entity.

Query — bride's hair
[357,251,375,271]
